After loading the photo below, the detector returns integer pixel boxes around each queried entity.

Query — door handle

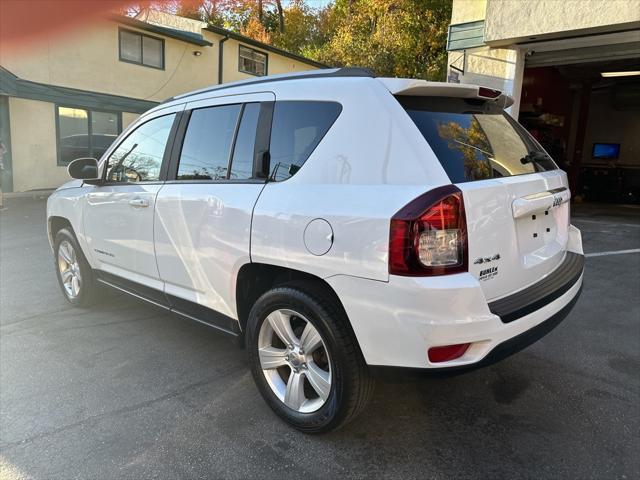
[129,198,149,208]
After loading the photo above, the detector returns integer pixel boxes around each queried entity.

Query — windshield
[396,96,557,183]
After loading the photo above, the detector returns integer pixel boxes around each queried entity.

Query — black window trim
[55,104,123,167]
[167,102,272,184]
[238,44,268,77]
[166,99,343,185]
[118,27,165,70]
[100,111,180,185]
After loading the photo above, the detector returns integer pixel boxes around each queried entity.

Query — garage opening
[519,56,640,204]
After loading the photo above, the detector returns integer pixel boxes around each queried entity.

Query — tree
[131,0,453,81]
[308,0,452,81]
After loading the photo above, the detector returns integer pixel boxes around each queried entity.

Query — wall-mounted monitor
[592,143,620,160]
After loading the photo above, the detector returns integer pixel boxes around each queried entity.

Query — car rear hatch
[382,78,571,301]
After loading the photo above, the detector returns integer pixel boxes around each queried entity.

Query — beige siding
[1,21,217,102]
[9,98,67,192]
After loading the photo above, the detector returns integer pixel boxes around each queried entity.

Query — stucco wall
[9,98,66,192]
[451,0,487,24]
[484,0,640,44]
[447,46,525,118]
[0,20,217,102]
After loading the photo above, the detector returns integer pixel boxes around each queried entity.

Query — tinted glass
[120,30,141,63]
[142,36,163,68]
[58,107,89,163]
[397,96,556,183]
[269,101,342,181]
[230,103,260,180]
[177,105,241,180]
[106,114,175,183]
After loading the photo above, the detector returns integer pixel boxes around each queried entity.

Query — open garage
[520,35,640,204]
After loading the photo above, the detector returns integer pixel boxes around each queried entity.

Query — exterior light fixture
[601,71,640,77]
[193,51,202,57]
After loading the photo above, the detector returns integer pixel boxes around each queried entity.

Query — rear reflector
[428,343,471,363]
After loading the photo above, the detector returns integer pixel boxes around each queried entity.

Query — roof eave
[110,14,213,47]
[204,25,329,69]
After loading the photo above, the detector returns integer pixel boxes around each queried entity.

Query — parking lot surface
[1,197,639,480]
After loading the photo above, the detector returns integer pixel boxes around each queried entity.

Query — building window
[56,106,121,165]
[119,28,164,69]
[239,45,267,76]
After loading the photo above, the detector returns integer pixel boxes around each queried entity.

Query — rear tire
[246,284,374,433]
[54,228,99,308]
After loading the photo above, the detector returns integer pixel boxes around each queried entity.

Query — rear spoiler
[377,78,514,109]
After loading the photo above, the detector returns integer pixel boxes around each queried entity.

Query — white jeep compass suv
[47,68,584,433]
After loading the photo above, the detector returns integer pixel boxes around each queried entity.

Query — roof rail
[168,67,375,102]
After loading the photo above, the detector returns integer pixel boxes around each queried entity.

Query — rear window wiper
[520,151,551,166]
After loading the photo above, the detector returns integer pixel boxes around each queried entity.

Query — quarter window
[106,114,175,183]
[239,45,267,76]
[119,29,164,69]
[177,105,242,180]
[268,101,342,181]
[57,106,120,165]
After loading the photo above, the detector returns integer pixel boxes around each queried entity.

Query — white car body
[47,68,584,372]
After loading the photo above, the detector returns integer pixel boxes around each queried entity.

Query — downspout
[218,35,229,85]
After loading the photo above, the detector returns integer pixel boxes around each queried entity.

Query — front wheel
[54,228,99,307]
[246,285,374,433]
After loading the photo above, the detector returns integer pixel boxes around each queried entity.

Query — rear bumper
[327,252,584,369]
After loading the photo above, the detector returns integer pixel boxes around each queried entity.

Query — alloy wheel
[57,240,82,299]
[258,308,332,413]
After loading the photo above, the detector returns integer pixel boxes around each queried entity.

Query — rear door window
[268,101,342,181]
[396,96,557,183]
[177,104,241,180]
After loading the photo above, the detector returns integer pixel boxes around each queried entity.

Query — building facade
[447,0,640,202]
[0,11,324,192]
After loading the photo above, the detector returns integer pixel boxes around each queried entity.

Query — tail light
[389,185,467,276]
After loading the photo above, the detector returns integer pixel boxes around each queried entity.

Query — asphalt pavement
[1,197,638,480]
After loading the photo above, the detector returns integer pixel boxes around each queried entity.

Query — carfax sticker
[479,266,498,281]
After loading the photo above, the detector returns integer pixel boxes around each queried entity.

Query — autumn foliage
[147,0,453,81]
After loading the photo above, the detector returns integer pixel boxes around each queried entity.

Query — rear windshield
[396,96,557,183]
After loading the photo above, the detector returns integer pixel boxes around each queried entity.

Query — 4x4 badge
[473,253,500,265]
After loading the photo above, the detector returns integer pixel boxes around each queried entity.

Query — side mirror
[68,157,100,183]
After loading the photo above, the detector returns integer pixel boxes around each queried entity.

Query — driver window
[106,113,176,183]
